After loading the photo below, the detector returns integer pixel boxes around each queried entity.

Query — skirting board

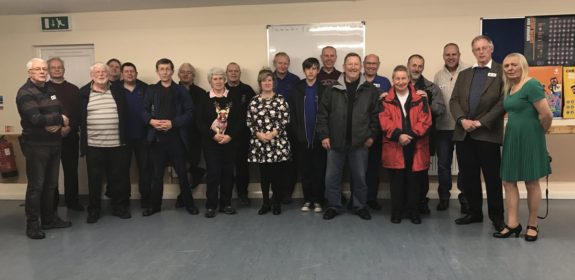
[0,180,572,200]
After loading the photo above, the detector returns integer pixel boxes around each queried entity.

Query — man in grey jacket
[317,53,380,220]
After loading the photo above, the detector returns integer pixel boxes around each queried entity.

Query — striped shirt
[87,89,120,147]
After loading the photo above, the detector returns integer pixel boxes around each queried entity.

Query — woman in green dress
[494,53,552,241]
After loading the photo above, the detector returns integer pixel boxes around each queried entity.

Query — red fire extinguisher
[0,136,18,178]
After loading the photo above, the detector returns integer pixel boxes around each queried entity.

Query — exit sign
[41,16,70,31]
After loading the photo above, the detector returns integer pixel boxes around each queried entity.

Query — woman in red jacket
[380,65,432,224]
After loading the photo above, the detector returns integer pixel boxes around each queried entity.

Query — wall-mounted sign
[41,16,70,31]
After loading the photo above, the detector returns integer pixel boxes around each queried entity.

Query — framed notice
[525,15,575,66]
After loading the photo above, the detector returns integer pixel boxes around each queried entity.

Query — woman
[196,67,242,218]
[247,69,291,215]
[494,53,552,241]
[380,65,432,224]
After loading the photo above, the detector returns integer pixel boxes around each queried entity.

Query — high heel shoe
[493,224,522,238]
[524,225,539,242]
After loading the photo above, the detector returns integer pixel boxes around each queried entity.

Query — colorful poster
[563,67,575,118]
[528,66,563,117]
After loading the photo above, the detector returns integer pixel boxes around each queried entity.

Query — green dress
[501,79,551,181]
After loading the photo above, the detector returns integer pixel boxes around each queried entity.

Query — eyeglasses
[473,46,491,52]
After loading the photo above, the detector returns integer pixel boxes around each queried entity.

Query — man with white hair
[16,58,72,239]
[79,62,131,224]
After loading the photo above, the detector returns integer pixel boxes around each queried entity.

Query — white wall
[1,0,575,198]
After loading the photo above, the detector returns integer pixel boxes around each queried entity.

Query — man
[79,62,131,224]
[225,62,256,206]
[317,46,342,87]
[317,53,380,220]
[177,62,206,207]
[407,54,446,215]
[288,57,327,213]
[120,62,150,208]
[449,35,505,231]
[142,58,199,217]
[106,58,122,82]
[273,52,300,99]
[433,43,469,212]
[47,57,83,211]
[16,58,72,239]
[272,52,300,203]
[363,54,391,210]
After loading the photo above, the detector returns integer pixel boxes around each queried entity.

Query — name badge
[488,72,497,77]
[50,95,57,100]
[374,83,381,88]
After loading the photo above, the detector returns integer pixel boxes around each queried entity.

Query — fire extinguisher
[0,136,18,178]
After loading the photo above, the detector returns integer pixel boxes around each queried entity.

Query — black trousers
[285,135,299,198]
[126,138,152,204]
[297,142,326,204]
[388,168,424,215]
[456,136,504,223]
[55,132,79,207]
[149,137,194,210]
[86,146,130,212]
[259,162,288,206]
[21,142,60,224]
[366,135,382,202]
[234,129,250,197]
[204,146,235,209]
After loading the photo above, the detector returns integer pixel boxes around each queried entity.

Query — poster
[564,67,575,118]
[528,66,563,117]
[524,15,575,66]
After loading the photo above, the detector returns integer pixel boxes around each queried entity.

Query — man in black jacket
[142,58,199,217]
[317,53,380,220]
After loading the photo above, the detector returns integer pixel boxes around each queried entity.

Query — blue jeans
[325,146,368,211]
[435,130,466,203]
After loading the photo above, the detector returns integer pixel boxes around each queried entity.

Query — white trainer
[301,202,312,212]
[313,203,323,213]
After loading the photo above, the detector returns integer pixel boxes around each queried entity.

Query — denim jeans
[435,130,466,203]
[325,146,368,211]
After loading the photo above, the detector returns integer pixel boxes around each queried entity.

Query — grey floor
[1,199,574,280]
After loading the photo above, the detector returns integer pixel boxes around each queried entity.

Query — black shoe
[42,216,72,230]
[112,208,131,219]
[525,225,539,242]
[67,203,85,212]
[410,213,422,224]
[493,224,522,238]
[26,222,45,240]
[205,208,216,218]
[186,205,199,215]
[272,204,282,215]
[460,203,470,214]
[258,204,271,215]
[220,206,237,215]
[454,214,483,225]
[391,213,402,224]
[323,208,338,220]
[142,208,160,217]
[356,208,372,220]
[436,199,449,211]
[238,195,251,207]
[367,200,382,211]
[86,210,100,224]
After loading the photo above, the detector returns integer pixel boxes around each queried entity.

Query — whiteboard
[267,22,365,78]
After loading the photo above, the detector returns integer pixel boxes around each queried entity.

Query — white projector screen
[267,22,365,78]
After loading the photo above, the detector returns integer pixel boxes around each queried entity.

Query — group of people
[17,35,551,242]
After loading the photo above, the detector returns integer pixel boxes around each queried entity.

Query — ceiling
[0,0,349,15]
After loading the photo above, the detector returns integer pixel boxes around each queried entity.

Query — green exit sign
[41,16,70,31]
